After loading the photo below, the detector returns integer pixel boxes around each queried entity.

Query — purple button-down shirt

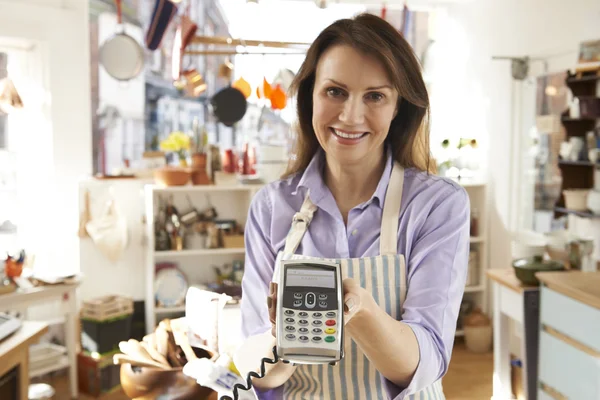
[240,148,470,399]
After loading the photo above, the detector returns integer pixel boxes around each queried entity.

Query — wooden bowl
[120,363,216,400]
[154,167,191,186]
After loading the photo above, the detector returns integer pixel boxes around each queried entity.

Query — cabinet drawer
[538,331,600,399]
[541,286,600,352]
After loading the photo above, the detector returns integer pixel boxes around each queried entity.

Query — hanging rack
[190,35,311,49]
[185,50,306,56]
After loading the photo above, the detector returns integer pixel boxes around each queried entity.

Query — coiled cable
[220,346,286,400]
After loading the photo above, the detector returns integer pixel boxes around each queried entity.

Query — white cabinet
[537,272,600,400]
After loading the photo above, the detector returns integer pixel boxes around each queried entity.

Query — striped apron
[272,162,445,399]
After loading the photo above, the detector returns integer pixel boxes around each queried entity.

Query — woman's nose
[339,97,365,125]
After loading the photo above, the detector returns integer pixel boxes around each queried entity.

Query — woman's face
[312,44,398,166]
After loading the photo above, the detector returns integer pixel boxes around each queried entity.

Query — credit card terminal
[276,259,344,365]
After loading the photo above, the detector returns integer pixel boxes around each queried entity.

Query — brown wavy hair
[282,13,434,178]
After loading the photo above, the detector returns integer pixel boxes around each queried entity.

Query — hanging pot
[210,87,247,127]
[99,0,145,81]
[145,0,178,51]
[171,11,198,82]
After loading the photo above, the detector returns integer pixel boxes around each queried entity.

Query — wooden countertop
[0,320,48,360]
[536,271,600,310]
[486,268,537,293]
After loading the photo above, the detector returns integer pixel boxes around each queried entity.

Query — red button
[325,320,336,326]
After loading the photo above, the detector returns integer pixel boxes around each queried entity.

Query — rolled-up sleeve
[240,187,277,339]
[384,187,471,398]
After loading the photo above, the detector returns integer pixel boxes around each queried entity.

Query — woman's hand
[268,279,376,336]
[267,282,278,337]
[342,278,377,325]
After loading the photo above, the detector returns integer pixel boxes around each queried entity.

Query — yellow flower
[159,132,191,152]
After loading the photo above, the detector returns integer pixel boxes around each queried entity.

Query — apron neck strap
[282,191,317,256]
[380,162,405,255]
[283,162,404,257]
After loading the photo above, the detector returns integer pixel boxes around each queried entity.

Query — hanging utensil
[99,0,145,81]
[210,86,247,127]
[145,0,178,51]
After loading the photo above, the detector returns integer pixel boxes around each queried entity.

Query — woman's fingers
[268,282,278,336]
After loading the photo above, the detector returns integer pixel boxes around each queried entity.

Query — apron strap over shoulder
[282,191,317,256]
[379,162,405,256]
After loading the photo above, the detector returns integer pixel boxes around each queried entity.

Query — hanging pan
[210,87,247,127]
[99,0,145,81]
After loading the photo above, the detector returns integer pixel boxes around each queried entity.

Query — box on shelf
[77,352,121,397]
[80,295,134,355]
[222,234,244,248]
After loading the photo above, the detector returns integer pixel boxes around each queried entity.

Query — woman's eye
[326,87,345,97]
[366,92,384,102]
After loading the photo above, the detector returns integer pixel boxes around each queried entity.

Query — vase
[190,153,211,185]
[191,153,207,168]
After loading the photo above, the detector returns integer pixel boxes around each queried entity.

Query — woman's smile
[330,128,369,144]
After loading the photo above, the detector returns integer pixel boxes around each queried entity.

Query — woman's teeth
[332,129,365,139]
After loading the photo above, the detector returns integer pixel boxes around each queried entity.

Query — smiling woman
[239,12,470,400]
[285,13,433,179]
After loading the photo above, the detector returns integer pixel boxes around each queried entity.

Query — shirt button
[351,229,358,236]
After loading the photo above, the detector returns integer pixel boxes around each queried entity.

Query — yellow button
[325,328,336,334]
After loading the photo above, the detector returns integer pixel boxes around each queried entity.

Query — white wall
[437,0,600,274]
[0,0,91,276]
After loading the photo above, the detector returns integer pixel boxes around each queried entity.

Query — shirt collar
[293,146,393,210]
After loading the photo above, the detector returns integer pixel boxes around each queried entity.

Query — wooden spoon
[113,353,170,370]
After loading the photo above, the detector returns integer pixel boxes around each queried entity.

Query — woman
[239,13,470,400]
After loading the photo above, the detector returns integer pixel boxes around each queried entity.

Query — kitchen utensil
[171,9,197,82]
[140,339,170,367]
[114,353,171,370]
[155,325,170,358]
[119,363,216,400]
[218,59,234,80]
[145,0,178,50]
[180,195,199,226]
[99,0,144,81]
[155,266,189,307]
[210,87,247,127]
[0,77,24,113]
[232,76,251,98]
[512,255,565,286]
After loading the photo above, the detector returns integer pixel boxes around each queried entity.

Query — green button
[325,336,335,343]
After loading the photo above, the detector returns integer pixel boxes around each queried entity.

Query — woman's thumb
[343,292,361,323]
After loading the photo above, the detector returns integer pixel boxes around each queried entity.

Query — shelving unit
[144,183,263,333]
[460,181,489,335]
[554,68,600,218]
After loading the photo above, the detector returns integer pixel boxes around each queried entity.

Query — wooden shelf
[561,116,597,122]
[150,184,263,193]
[558,160,595,167]
[567,75,600,84]
[154,248,245,257]
[554,207,600,219]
